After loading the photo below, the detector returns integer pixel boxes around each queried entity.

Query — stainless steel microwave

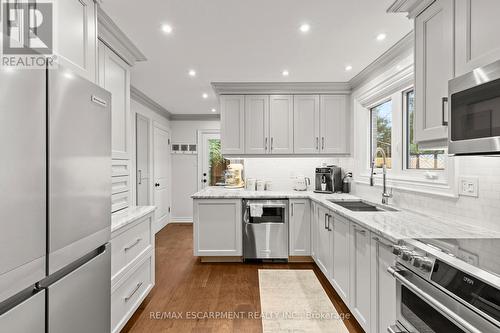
[448,59,500,155]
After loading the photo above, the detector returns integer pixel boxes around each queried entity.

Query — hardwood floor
[122,223,364,333]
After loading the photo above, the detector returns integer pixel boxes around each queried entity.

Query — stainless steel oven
[388,241,500,333]
[449,58,500,155]
[243,199,288,260]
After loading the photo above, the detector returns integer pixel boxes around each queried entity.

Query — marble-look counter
[111,205,156,234]
[192,187,500,243]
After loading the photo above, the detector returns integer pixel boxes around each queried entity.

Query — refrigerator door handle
[91,95,108,107]
[124,282,143,302]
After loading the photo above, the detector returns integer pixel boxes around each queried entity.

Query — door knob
[155,183,160,187]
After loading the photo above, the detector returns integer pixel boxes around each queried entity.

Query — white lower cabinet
[315,205,333,279]
[193,199,242,256]
[110,209,155,333]
[289,199,311,256]
[331,213,350,303]
[350,223,372,331]
[370,236,397,333]
[310,203,397,333]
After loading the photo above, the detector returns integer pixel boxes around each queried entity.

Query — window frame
[369,98,393,170]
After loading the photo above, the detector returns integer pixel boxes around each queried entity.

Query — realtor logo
[1,0,55,68]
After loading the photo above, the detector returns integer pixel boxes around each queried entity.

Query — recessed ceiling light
[211,108,216,113]
[282,70,289,77]
[161,24,173,34]
[299,24,310,33]
[345,65,353,71]
[376,33,387,41]
[188,69,196,77]
[202,93,208,99]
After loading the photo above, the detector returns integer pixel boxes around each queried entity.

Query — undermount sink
[328,200,398,212]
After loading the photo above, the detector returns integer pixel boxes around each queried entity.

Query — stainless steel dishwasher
[243,199,288,260]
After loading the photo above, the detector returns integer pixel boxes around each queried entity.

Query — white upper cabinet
[455,0,500,76]
[320,95,349,154]
[220,95,245,155]
[245,95,269,154]
[293,95,320,154]
[98,41,131,160]
[54,0,97,82]
[269,95,294,154]
[414,0,454,144]
[289,199,311,256]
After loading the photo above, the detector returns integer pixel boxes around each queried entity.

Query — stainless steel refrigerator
[0,66,112,333]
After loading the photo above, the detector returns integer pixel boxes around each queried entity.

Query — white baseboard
[170,217,193,223]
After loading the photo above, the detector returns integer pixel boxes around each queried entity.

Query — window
[405,90,445,170]
[370,100,392,168]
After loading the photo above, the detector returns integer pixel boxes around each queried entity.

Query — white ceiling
[101,0,412,115]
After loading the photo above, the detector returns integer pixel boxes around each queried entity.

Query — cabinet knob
[155,183,160,187]
[203,179,207,183]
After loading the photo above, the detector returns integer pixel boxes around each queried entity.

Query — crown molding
[211,82,351,95]
[130,85,172,119]
[97,7,147,66]
[349,31,414,90]
[386,0,434,18]
[170,114,221,121]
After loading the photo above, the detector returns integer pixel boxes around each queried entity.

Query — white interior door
[136,114,150,206]
[153,126,170,232]
[198,131,223,190]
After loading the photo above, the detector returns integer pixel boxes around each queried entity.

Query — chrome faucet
[370,147,393,205]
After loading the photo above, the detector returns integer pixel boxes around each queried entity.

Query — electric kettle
[293,175,311,191]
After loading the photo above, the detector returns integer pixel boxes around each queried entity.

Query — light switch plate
[458,176,479,197]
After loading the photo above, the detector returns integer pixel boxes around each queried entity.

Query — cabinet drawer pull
[316,137,319,150]
[324,213,328,230]
[265,137,268,151]
[271,137,274,151]
[372,236,393,249]
[291,203,294,216]
[124,282,143,302]
[327,214,333,231]
[441,97,448,126]
[354,227,366,235]
[124,238,142,251]
[321,137,325,150]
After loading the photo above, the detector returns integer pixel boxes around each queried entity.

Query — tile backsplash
[243,157,354,191]
[353,155,500,232]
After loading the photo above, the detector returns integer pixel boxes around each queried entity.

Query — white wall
[171,120,220,221]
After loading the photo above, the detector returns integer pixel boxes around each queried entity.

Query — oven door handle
[388,266,482,333]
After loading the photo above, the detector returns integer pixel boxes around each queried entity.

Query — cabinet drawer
[111,216,152,280]
[111,192,129,213]
[112,175,129,195]
[112,160,130,177]
[111,256,152,333]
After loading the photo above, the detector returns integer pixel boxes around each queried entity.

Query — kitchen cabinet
[289,199,311,256]
[293,95,320,154]
[349,224,372,331]
[370,236,397,333]
[269,95,294,154]
[331,213,350,303]
[414,0,454,144]
[98,41,131,160]
[455,0,500,76]
[310,202,318,261]
[54,0,98,83]
[315,205,332,279]
[220,95,245,155]
[245,95,269,154]
[320,95,349,154]
[193,199,242,256]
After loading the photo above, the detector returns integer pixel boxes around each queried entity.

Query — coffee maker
[314,165,342,193]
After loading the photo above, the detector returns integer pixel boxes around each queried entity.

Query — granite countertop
[192,187,500,243]
[111,205,156,233]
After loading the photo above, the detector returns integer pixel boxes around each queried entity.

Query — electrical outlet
[459,176,479,197]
